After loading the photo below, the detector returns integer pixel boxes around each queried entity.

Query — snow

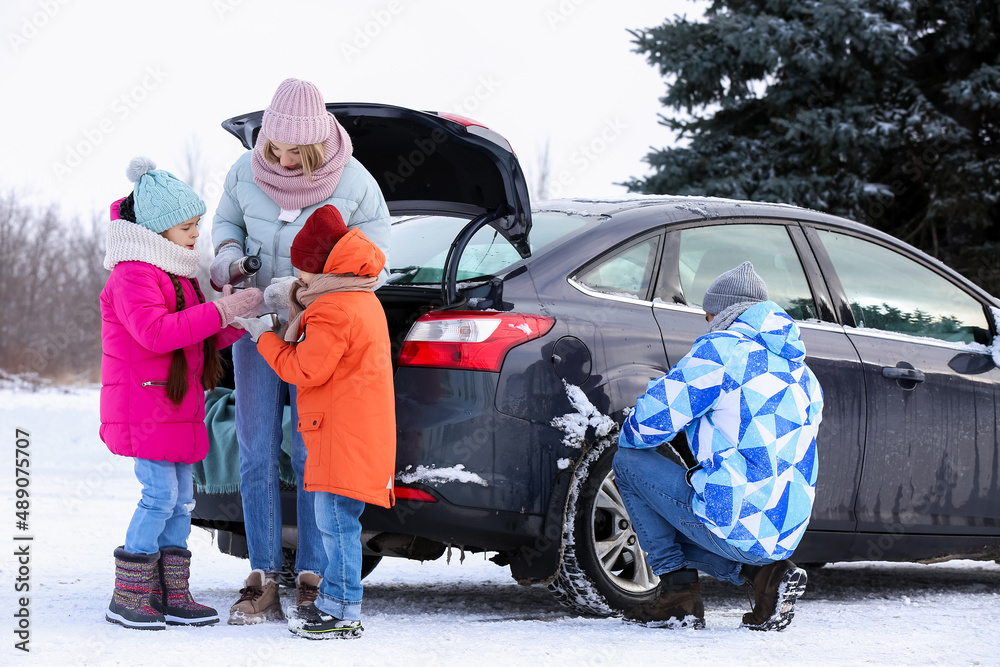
[550,380,617,448]
[3,385,1000,665]
[991,307,1000,368]
[397,464,489,487]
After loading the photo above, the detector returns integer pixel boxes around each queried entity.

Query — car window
[387,212,590,285]
[815,229,990,344]
[574,236,660,300]
[672,223,817,320]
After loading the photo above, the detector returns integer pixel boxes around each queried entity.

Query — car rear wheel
[547,439,659,616]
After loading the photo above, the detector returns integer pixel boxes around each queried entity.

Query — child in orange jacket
[236,205,395,640]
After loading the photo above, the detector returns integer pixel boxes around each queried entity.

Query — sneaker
[228,570,285,625]
[286,572,322,621]
[740,560,808,631]
[622,568,705,629]
[288,603,363,640]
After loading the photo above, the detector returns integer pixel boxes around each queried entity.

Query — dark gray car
[194,105,1000,616]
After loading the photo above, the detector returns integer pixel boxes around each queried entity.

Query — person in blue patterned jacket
[614,261,824,631]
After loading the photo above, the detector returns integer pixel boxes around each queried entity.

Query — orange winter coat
[257,228,395,507]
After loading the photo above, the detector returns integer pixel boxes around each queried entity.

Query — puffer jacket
[211,151,391,294]
[256,228,395,507]
[100,262,243,463]
[619,301,824,560]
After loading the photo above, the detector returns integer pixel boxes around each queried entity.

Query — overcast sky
[1,0,705,226]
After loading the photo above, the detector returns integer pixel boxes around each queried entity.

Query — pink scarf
[282,273,379,343]
[250,114,354,210]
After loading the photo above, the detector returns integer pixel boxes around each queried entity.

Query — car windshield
[386,212,591,285]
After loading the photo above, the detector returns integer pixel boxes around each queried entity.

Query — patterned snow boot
[622,567,705,629]
[106,547,165,630]
[150,547,220,626]
[740,559,808,631]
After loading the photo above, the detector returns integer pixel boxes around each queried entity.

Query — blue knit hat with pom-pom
[126,156,206,233]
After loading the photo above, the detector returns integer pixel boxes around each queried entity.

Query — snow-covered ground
[2,386,998,666]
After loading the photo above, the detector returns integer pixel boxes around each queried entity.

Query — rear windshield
[386,212,591,285]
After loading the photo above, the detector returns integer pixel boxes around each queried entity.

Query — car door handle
[881,366,925,383]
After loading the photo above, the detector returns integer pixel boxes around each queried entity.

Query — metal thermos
[212,254,262,291]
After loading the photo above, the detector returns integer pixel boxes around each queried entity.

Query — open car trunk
[223,103,532,308]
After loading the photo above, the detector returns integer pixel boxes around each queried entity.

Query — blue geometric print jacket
[619,301,824,560]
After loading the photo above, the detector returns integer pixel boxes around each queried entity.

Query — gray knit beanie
[702,261,768,315]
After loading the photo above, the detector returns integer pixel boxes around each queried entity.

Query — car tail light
[394,486,438,502]
[397,311,555,372]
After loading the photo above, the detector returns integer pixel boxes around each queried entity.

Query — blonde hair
[262,139,325,181]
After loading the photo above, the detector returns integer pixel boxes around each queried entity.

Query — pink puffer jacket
[100,261,243,463]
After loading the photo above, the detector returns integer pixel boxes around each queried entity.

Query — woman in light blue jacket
[211,78,390,626]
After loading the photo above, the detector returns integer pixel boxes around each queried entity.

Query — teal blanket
[192,387,296,494]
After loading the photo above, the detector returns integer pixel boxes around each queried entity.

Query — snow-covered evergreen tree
[627,0,1000,295]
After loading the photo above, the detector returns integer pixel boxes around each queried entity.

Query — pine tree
[627,0,1000,295]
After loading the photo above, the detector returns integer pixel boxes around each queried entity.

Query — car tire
[547,439,659,616]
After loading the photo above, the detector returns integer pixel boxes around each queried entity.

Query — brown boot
[622,568,705,629]
[286,571,322,621]
[740,560,807,631]
[228,570,284,625]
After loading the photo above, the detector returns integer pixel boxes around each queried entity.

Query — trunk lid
[221,103,532,258]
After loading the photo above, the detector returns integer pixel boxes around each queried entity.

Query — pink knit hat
[261,78,332,145]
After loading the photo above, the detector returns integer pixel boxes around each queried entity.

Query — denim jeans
[233,334,325,575]
[124,459,194,555]
[612,447,774,585]
[313,492,365,621]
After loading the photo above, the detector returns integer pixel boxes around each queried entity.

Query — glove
[210,242,244,291]
[234,315,278,343]
[215,285,264,327]
[264,276,297,310]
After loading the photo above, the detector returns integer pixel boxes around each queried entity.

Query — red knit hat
[291,205,349,273]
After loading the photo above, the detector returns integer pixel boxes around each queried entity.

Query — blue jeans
[233,334,325,575]
[313,492,365,621]
[124,459,194,555]
[612,447,773,585]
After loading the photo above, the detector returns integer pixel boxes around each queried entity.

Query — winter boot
[622,568,705,629]
[149,547,220,626]
[740,559,808,631]
[286,571,322,621]
[288,603,363,640]
[228,570,284,625]
[106,547,165,630]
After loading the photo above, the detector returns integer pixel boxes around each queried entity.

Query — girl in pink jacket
[101,157,263,631]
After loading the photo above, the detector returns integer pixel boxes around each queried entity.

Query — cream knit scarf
[282,273,379,343]
[104,218,201,277]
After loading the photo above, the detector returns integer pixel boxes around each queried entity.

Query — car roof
[534,195,1000,306]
